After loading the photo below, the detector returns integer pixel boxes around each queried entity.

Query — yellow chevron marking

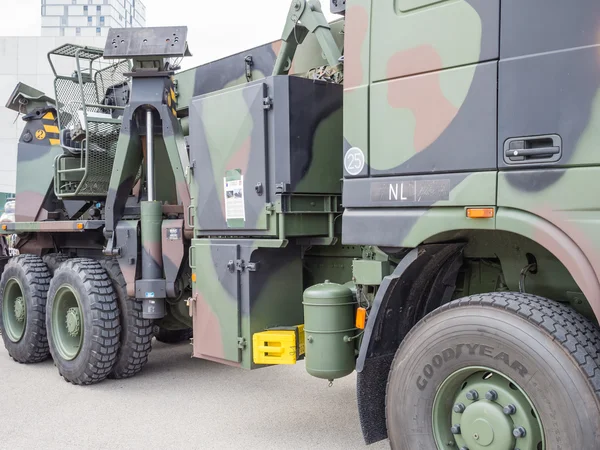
[170,88,176,101]
[43,112,55,120]
[44,124,59,133]
[172,108,177,117]
[49,138,60,146]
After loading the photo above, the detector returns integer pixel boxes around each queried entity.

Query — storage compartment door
[189,82,269,232]
[192,241,242,365]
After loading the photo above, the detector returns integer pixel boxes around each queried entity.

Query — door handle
[503,135,562,165]
[505,146,560,159]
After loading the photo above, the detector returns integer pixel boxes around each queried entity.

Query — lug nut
[513,427,527,438]
[485,390,498,401]
[451,424,461,435]
[453,403,466,413]
[503,404,517,415]
[466,390,479,401]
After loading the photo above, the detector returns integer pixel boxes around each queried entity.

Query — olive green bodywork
[2,0,600,446]
[303,281,357,380]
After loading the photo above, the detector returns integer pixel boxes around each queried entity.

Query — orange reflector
[466,208,494,219]
[191,273,197,283]
[356,307,367,330]
[1,224,6,231]
[76,223,84,230]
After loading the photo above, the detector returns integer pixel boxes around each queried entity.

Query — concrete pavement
[0,340,390,450]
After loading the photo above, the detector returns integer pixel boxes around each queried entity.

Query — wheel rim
[51,285,83,361]
[2,278,26,343]
[432,366,544,450]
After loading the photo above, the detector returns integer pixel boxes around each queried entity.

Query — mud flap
[356,243,465,444]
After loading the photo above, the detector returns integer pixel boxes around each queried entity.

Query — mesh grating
[79,122,121,195]
[54,58,130,198]
[50,44,103,60]
[55,77,102,132]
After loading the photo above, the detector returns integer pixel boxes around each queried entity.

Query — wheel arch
[357,208,600,444]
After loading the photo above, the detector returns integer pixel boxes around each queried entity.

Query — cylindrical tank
[303,281,357,380]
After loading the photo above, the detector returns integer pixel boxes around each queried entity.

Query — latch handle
[505,146,560,159]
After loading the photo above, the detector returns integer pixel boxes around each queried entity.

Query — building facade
[0,36,107,193]
[41,0,146,37]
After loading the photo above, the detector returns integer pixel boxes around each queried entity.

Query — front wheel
[386,292,600,450]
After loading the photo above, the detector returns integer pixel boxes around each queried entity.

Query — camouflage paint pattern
[161,219,185,298]
[10,97,63,223]
[174,20,344,114]
[115,220,139,298]
[342,0,600,321]
[189,75,343,237]
[191,239,304,369]
[104,74,192,254]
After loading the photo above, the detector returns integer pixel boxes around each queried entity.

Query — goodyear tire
[0,255,51,363]
[42,253,70,275]
[386,292,600,450]
[100,258,153,379]
[154,327,192,344]
[46,259,121,385]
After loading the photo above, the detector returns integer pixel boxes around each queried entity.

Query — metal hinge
[227,259,259,272]
[263,97,273,110]
[245,55,253,82]
[275,182,290,194]
[237,337,247,349]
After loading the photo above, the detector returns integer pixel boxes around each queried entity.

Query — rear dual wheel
[386,292,600,450]
[46,259,121,385]
[0,255,51,363]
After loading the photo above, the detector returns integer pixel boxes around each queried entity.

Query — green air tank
[303,281,357,381]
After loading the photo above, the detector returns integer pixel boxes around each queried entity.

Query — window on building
[83,5,88,13]
[97,5,101,12]
[100,16,105,24]
[96,27,101,36]
[76,27,81,36]
[87,16,92,24]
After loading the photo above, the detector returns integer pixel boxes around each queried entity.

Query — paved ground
[0,340,390,450]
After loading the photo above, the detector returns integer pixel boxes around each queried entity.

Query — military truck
[2,0,600,448]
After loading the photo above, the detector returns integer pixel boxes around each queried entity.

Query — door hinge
[263,97,273,110]
[227,259,259,272]
[237,337,247,349]
[245,55,254,82]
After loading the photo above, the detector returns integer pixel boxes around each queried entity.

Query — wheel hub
[2,278,26,343]
[13,297,25,323]
[460,402,512,448]
[433,367,545,450]
[65,307,81,337]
